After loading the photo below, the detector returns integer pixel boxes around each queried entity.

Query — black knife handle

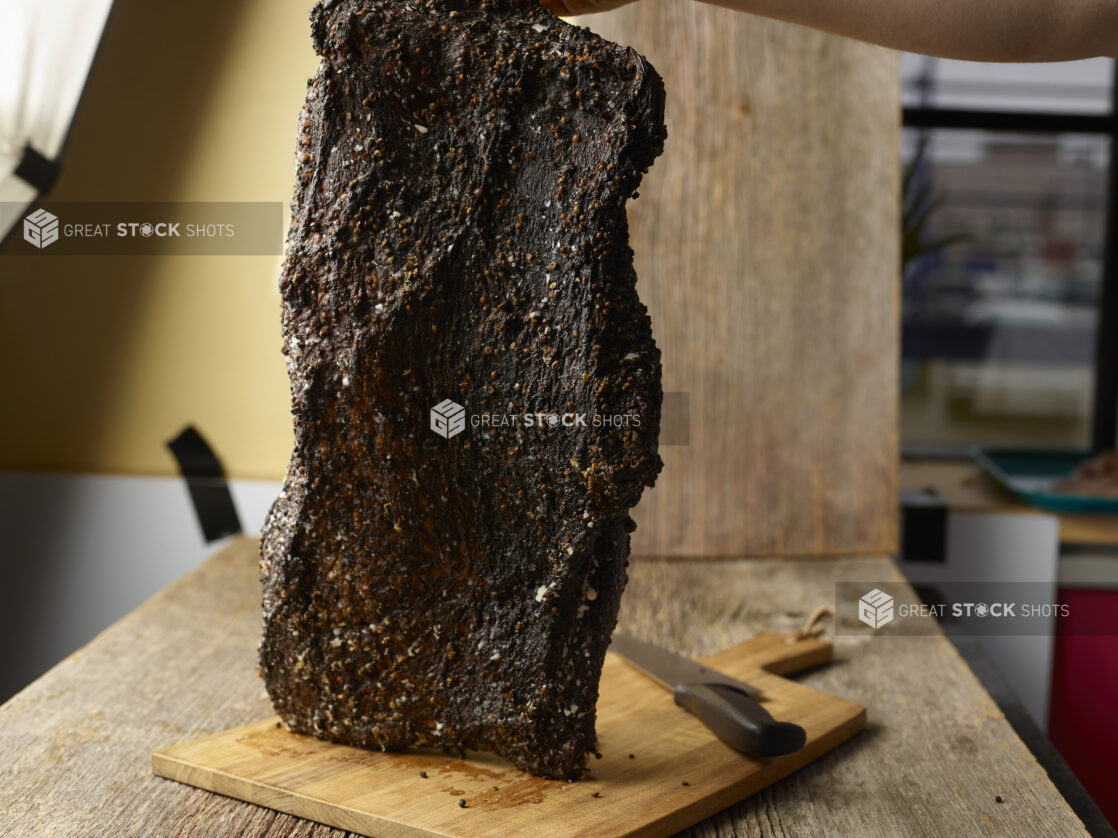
[674,682,806,757]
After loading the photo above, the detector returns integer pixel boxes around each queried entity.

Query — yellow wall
[0,0,320,479]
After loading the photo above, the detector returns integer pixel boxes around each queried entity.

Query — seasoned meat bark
[260,0,665,780]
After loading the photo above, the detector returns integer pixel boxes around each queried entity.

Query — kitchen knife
[610,633,807,758]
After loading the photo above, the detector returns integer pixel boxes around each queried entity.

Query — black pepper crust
[260,0,666,781]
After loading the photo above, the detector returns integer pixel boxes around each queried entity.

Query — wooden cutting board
[152,633,864,837]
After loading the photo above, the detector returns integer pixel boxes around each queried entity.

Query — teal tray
[973,447,1118,514]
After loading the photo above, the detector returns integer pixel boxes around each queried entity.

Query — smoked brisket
[260,0,666,780]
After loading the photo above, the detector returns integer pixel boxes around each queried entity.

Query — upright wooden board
[153,633,865,838]
[575,1,900,558]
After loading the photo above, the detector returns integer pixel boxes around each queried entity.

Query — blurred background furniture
[901,458,1118,826]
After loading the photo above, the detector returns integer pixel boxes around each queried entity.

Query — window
[900,57,1117,451]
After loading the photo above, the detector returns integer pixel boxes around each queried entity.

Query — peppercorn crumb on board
[153,632,865,837]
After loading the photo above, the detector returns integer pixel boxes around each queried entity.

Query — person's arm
[540,0,1118,62]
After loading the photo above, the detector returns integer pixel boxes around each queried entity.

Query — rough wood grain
[152,634,863,838]
[574,1,900,557]
[0,538,1086,837]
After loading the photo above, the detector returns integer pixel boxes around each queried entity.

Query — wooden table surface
[0,538,1088,837]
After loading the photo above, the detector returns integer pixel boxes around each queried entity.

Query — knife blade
[610,633,807,758]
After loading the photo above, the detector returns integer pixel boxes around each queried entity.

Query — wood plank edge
[607,705,869,838]
[150,750,453,838]
[704,634,834,678]
[729,704,868,807]
[760,638,834,677]
[151,717,284,760]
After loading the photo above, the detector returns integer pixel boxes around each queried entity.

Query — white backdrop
[0,470,281,703]
[0,0,114,239]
